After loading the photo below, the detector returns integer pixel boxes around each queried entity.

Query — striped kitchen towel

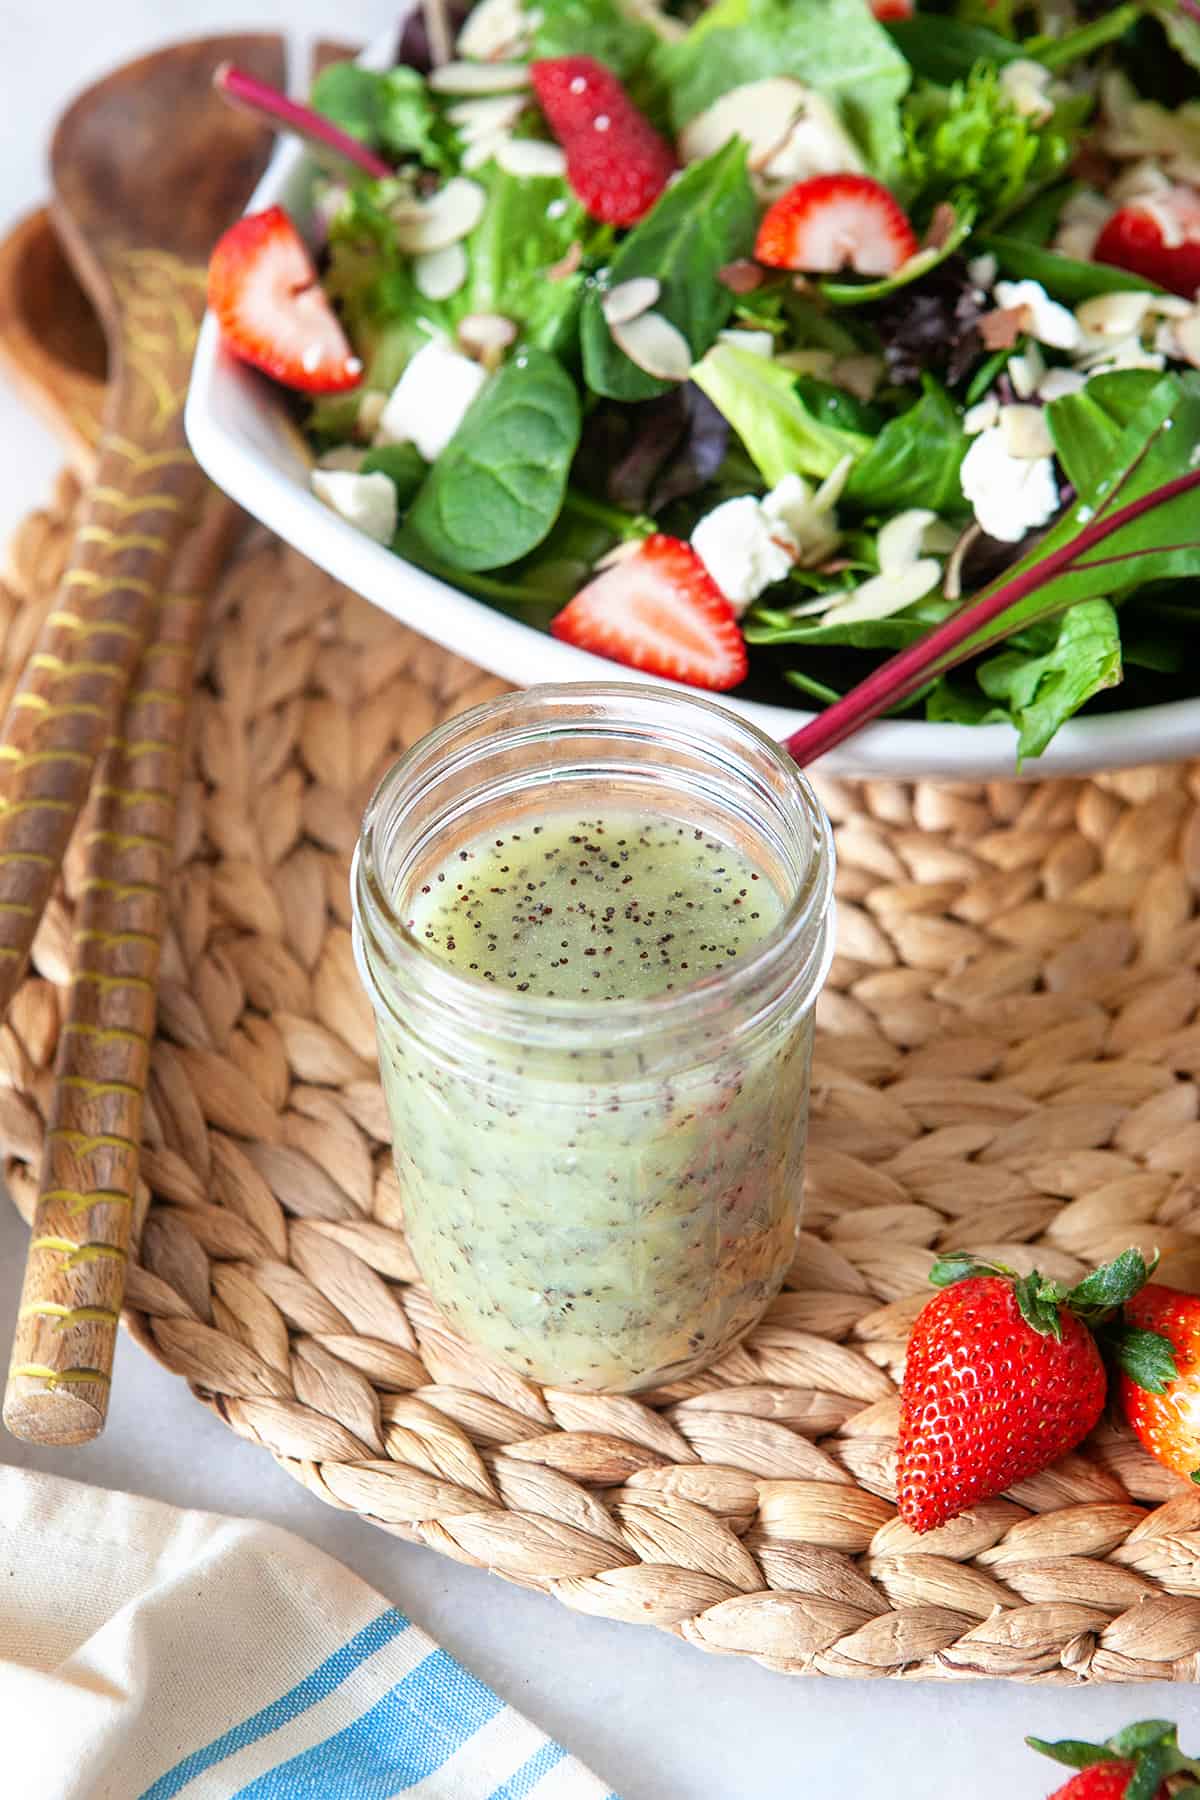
[0,1466,618,1800]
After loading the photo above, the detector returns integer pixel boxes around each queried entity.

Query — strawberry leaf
[1025,1736,1118,1770]
[1067,1247,1156,1317]
[1108,1324,1180,1395]
[1109,1722,1178,1756]
[1013,1269,1065,1339]
[928,1254,1014,1288]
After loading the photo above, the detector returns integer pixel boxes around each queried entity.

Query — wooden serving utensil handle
[3,491,241,1443]
[0,256,208,1019]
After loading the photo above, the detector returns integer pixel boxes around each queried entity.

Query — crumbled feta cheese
[377,339,488,462]
[1000,59,1055,123]
[691,495,797,611]
[716,329,775,359]
[311,470,397,544]
[960,426,1059,542]
[967,252,998,290]
[963,395,1000,435]
[1009,341,1046,399]
[994,279,1082,351]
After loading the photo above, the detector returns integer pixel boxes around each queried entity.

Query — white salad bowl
[185,61,1200,782]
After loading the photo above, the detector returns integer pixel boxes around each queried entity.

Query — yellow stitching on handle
[75,878,164,900]
[30,1238,127,1267]
[92,786,169,806]
[10,697,112,722]
[0,747,92,772]
[68,972,155,995]
[0,798,75,818]
[46,1128,139,1154]
[77,527,170,556]
[91,487,186,517]
[40,1186,136,1213]
[101,438,193,474]
[73,930,160,951]
[10,1364,111,1389]
[57,1076,144,1098]
[62,570,156,599]
[19,1302,120,1328]
[48,612,144,644]
[0,902,35,916]
[29,655,127,681]
[82,831,172,854]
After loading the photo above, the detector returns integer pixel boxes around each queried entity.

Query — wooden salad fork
[2,35,285,1444]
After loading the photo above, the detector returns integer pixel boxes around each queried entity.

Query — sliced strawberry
[1094,186,1200,299]
[530,56,676,227]
[755,173,918,278]
[871,0,913,17]
[551,536,748,691]
[207,206,362,394]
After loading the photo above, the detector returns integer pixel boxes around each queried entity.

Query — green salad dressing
[376,807,812,1391]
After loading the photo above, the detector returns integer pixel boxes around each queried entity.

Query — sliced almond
[414,242,469,301]
[317,445,367,472]
[461,130,513,171]
[393,177,487,253]
[1075,289,1154,339]
[495,137,568,178]
[428,59,531,94]
[456,0,534,61]
[601,277,662,327]
[608,310,693,382]
[457,312,519,370]
[999,403,1055,460]
[1175,311,1200,368]
[446,94,529,136]
[678,78,807,170]
[831,352,882,403]
[820,559,941,627]
[877,509,935,575]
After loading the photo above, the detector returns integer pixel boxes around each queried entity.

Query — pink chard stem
[214,62,393,181]
[784,467,1200,767]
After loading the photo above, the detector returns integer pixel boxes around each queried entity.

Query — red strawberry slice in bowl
[208,205,362,394]
[871,0,914,17]
[755,173,918,277]
[551,536,748,691]
[531,56,677,227]
[1094,185,1200,299]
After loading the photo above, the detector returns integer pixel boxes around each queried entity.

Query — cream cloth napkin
[0,1466,616,1800]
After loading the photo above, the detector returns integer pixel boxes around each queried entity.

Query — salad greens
[299,0,1200,760]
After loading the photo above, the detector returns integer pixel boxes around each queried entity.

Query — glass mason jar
[352,684,835,1394]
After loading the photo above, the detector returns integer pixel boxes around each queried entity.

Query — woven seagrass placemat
[6,468,1200,1682]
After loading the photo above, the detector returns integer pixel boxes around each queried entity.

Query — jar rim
[352,682,835,1053]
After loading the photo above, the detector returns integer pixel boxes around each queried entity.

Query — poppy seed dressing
[405,814,784,999]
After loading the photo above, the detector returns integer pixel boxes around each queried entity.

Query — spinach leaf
[361,443,427,508]
[689,343,871,486]
[581,140,757,402]
[459,164,597,357]
[654,0,911,183]
[843,379,968,515]
[1045,370,1165,497]
[974,599,1123,760]
[403,349,581,572]
[311,63,452,171]
[531,0,657,82]
[1001,181,1079,247]
[885,16,1025,83]
[977,234,1167,299]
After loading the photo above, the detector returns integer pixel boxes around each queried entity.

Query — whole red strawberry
[1028,1717,1200,1798]
[1119,1283,1200,1480]
[897,1250,1163,1533]
[531,56,676,226]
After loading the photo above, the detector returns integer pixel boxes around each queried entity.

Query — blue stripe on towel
[488,1740,566,1797]
[139,1608,411,1800]
[229,1646,505,1798]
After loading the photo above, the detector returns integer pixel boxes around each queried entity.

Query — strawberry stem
[214,62,393,181]
[783,467,1200,768]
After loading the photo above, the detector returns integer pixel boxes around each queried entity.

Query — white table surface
[1,8,1198,1795]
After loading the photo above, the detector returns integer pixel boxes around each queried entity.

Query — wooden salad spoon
[2,35,285,1444]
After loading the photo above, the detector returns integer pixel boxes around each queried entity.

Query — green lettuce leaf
[689,343,871,485]
[974,599,1123,761]
[457,164,598,356]
[580,140,757,402]
[843,379,968,515]
[653,0,910,183]
[899,65,1084,224]
[311,63,454,171]
[531,0,657,81]
[1045,370,1165,497]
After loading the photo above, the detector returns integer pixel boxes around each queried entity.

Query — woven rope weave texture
[5,469,1200,1682]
